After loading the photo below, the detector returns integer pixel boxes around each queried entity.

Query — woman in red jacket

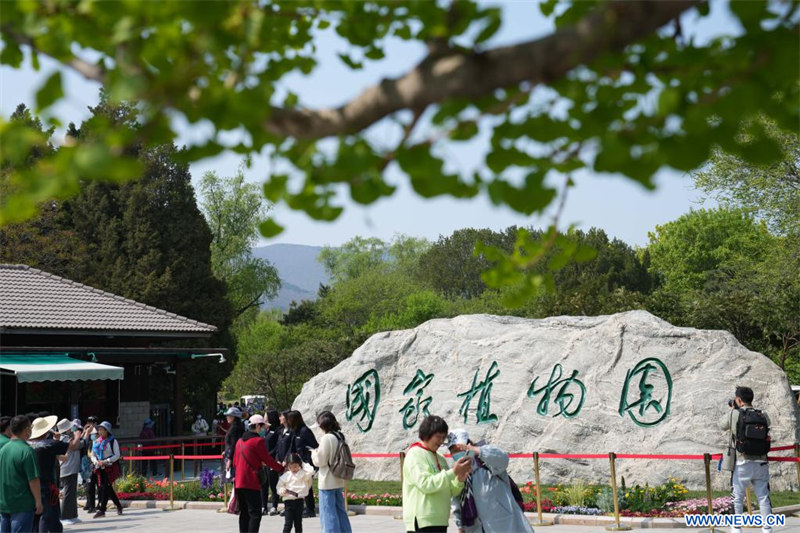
[233,414,284,533]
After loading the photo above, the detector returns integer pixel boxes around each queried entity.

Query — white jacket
[277,466,313,500]
[310,432,346,490]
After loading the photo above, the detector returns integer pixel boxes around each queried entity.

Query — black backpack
[735,408,770,456]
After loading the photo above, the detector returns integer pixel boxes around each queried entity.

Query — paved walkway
[61,508,800,533]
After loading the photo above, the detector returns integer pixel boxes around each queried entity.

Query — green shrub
[115,473,146,493]
[564,479,587,507]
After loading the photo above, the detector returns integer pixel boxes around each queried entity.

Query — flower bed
[346,492,402,506]
[110,470,730,518]
[112,470,226,502]
[517,477,703,517]
[117,491,169,501]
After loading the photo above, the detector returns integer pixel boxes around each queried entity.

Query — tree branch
[265,0,699,139]
[4,1,698,141]
[1,25,105,81]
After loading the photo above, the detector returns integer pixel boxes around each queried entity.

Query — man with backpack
[720,386,772,533]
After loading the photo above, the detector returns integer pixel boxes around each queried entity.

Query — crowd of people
[0,412,124,532]
[220,406,353,533]
[0,386,771,533]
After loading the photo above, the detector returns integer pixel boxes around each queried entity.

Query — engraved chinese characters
[344,357,672,432]
[399,369,434,430]
[345,369,380,432]
[618,357,672,427]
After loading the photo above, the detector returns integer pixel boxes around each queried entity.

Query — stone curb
[82,500,692,528]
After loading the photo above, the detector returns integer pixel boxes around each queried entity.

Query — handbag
[227,489,239,515]
[239,444,269,485]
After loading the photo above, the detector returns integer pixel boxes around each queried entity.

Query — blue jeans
[318,488,352,533]
[0,511,34,533]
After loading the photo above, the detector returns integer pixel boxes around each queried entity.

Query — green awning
[0,354,124,383]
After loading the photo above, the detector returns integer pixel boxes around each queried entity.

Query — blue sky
[1,2,739,248]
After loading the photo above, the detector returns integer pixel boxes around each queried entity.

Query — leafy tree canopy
[693,117,800,236]
[318,234,429,283]
[647,208,771,294]
[0,101,234,417]
[1,1,797,296]
[198,167,281,322]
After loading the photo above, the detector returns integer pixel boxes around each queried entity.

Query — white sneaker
[61,519,76,526]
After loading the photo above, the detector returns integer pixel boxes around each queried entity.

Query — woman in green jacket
[403,416,471,532]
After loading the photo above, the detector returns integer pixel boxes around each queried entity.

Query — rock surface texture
[293,311,799,489]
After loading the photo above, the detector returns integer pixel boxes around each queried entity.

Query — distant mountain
[252,244,329,311]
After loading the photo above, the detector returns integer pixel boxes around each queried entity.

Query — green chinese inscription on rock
[457,361,500,424]
[346,369,381,433]
[618,357,672,427]
[527,363,586,419]
[399,369,434,430]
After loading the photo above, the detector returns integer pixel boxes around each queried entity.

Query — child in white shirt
[277,454,313,533]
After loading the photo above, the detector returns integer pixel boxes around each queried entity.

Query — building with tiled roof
[0,264,217,335]
[0,264,227,437]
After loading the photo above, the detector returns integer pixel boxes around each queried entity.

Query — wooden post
[194,439,199,478]
[745,486,753,515]
[344,480,355,516]
[795,443,800,490]
[221,480,228,513]
[169,454,175,511]
[394,452,406,522]
[704,453,715,533]
[605,452,631,531]
[531,452,552,526]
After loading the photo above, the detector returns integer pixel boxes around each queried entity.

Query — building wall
[117,400,150,438]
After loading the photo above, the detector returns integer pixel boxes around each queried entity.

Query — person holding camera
[720,386,772,533]
[57,419,91,525]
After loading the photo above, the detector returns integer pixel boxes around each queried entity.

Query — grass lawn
[339,480,799,509]
[334,479,402,494]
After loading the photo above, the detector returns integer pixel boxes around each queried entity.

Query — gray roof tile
[0,264,217,334]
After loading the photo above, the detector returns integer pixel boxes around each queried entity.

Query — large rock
[293,311,799,490]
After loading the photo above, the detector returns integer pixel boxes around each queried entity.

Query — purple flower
[200,469,215,490]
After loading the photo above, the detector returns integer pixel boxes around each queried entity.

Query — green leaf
[35,71,63,112]
[364,47,385,61]
[475,9,501,44]
[657,87,681,117]
[539,0,558,17]
[0,42,24,68]
[317,19,331,30]
[337,53,363,70]
[737,135,783,165]
[263,175,288,203]
[485,147,535,173]
[449,120,479,141]
[259,218,284,238]
[594,137,629,173]
[729,1,769,30]
[394,25,413,40]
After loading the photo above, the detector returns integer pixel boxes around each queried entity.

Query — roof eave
[0,327,216,339]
